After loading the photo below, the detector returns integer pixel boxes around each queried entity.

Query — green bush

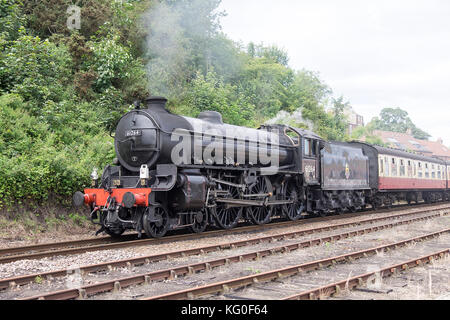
[0,0,27,41]
[179,71,256,127]
[0,94,114,207]
[0,33,73,113]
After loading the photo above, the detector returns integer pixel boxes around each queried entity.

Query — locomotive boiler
[115,97,295,172]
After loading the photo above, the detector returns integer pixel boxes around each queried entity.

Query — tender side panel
[321,142,370,191]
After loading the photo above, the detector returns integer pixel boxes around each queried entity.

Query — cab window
[311,140,318,156]
[304,139,311,156]
[304,138,318,157]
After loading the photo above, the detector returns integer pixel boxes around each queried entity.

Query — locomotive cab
[302,137,321,185]
[288,128,323,186]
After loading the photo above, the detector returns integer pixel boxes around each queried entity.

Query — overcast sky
[218,0,450,145]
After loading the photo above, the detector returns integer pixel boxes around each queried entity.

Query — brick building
[372,130,450,161]
[343,107,364,135]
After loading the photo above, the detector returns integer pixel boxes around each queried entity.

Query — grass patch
[0,209,95,241]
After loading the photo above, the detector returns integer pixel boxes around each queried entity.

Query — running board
[216,198,294,208]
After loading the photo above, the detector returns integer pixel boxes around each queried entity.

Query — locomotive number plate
[126,130,142,137]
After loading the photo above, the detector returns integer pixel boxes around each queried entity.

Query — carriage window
[391,158,397,176]
[385,157,389,176]
[432,164,436,179]
[380,158,384,174]
[400,160,405,176]
[418,162,423,178]
[425,163,429,178]
[407,160,412,177]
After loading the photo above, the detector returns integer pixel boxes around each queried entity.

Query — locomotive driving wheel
[281,180,304,221]
[143,205,169,238]
[211,175,243,230]
[246,176,273,225]
[189,210,208,233]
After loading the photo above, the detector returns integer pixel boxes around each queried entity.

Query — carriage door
[303,137,320,184]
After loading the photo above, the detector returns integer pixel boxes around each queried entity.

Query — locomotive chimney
[145,96,168,111]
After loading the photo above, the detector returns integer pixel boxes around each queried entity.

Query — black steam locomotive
[74,96,449,238]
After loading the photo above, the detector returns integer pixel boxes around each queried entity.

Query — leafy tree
[0,32,73,115]
[247,42,289,67]
[235,56,294,118]
[327,96,350,141]
[179,70,256,126]
[372,107,431,140]
[351,120,386,146]
[0,0,27,41]
[22,0,113,38]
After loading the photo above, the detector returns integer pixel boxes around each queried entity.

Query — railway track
[12,208,448,300]
[282,249,449,300]
[143,231,450,300]
[1,203,449,264]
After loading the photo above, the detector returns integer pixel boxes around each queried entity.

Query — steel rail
[0,234,138,257]
[2,204,449,265]
[142,231,450,300]
[0,213,335,258]
[2,209,442,290]
[20,221,449,300]
[1,207,447,288]
[1,202,447,262]
[283,249,450,300]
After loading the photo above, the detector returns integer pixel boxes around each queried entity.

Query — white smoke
[265,108,315,130]
[141,0,225,96]
[142,1,187,96]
